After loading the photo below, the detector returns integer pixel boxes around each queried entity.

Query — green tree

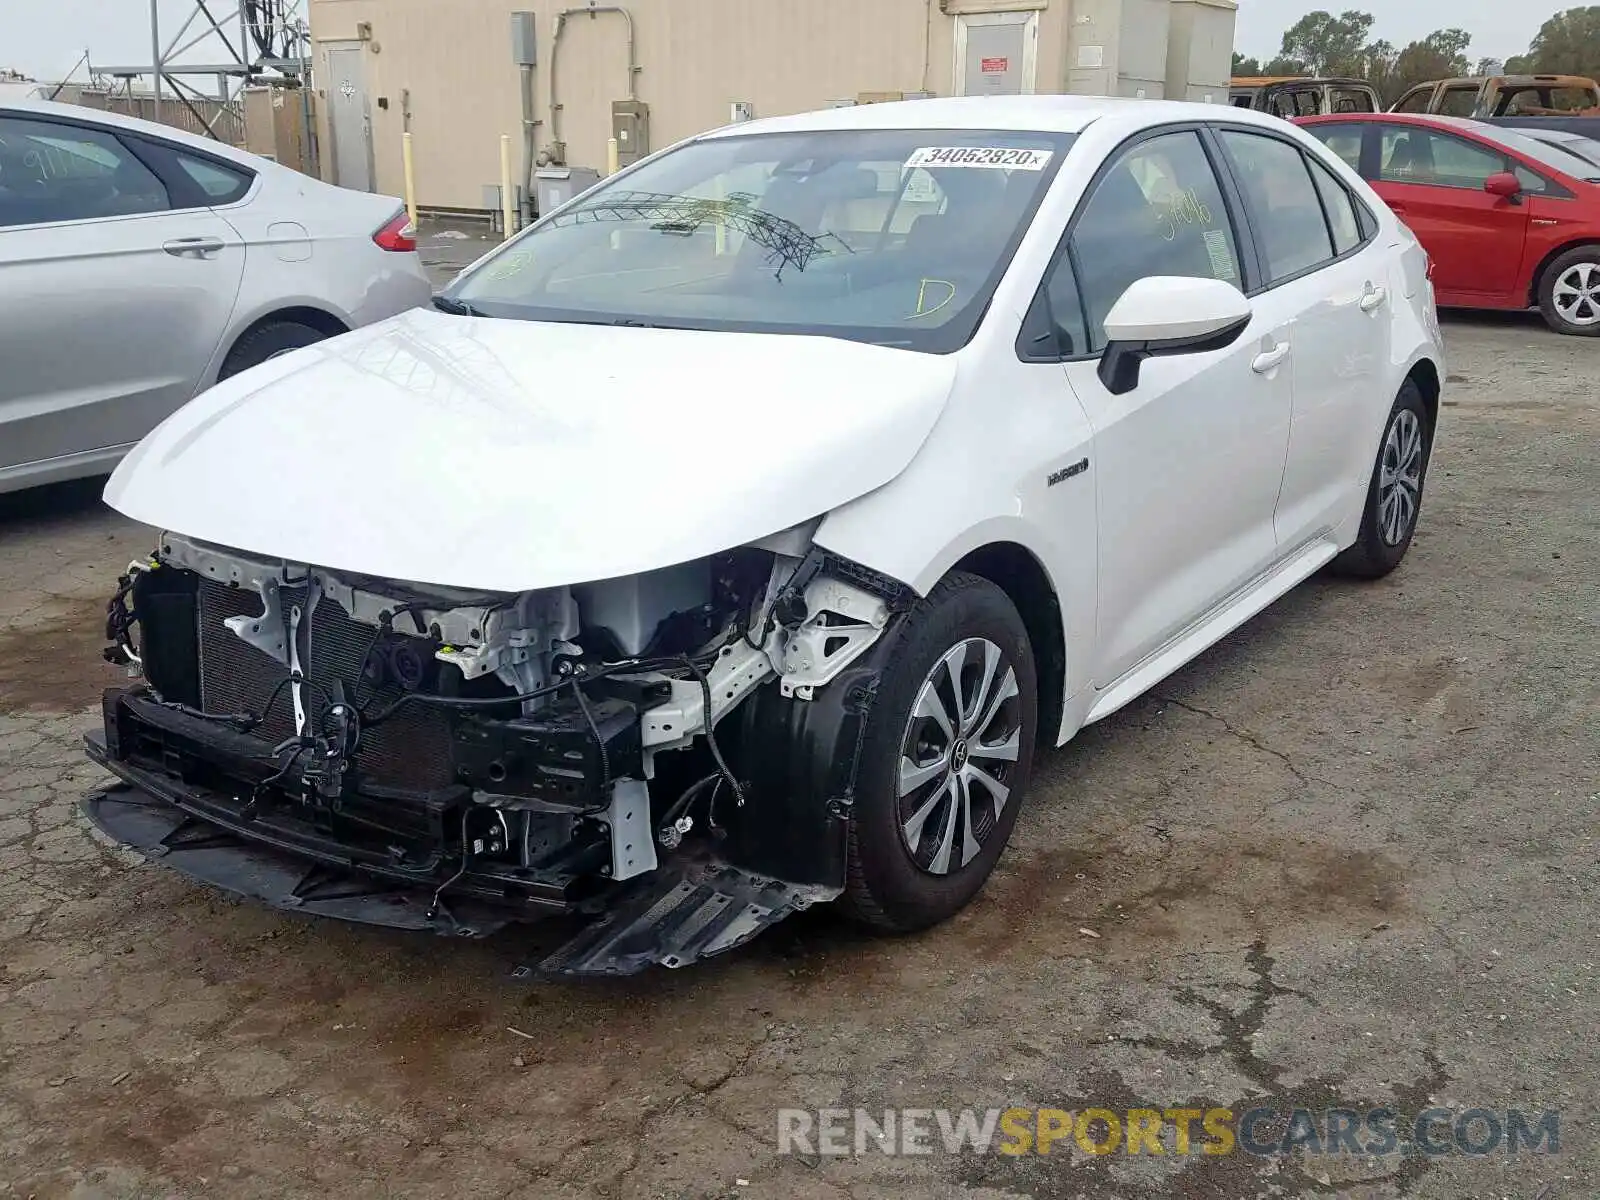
[1390,29,1473,99]
[1512,7,1600,79]
[1278,9,1376,76]
[1363,40,1401,101]
[1263,55,1311,77]
[1233,51,1264,76]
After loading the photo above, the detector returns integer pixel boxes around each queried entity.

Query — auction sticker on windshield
[905,147,1054,170]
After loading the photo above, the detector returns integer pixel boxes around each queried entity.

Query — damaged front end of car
[83,529,914,976]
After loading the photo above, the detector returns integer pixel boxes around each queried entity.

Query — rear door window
[1437,87,1480,118]
[1393,87,1434,115]
[1219,129,1336,284]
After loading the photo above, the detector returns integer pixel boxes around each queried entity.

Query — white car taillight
[373,211,418,252]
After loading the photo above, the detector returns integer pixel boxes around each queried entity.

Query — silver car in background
[0,100,432,494]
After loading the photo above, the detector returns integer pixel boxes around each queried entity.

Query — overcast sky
[1,0,1556,83]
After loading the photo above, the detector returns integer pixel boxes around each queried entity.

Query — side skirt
[1082,535,1341,727]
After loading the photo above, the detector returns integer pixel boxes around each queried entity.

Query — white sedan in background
[0,99,430,494]
[85,96,1444,976]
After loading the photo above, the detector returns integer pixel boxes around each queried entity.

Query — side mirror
[1485,171,1523,202]
[1097,277,1253,396]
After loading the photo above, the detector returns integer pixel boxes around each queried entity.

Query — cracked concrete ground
[0,309,1595,1200]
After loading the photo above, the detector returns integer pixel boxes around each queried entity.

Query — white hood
[105,308,958,592]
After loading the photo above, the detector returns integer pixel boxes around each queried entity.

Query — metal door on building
[955,11,1039,97]
[323,41,373,192]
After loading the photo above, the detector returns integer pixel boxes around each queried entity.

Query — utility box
[611,100,650,168]
[510,11,537,65]
[1117,0,1171,99]
[535,166,600,217]
[1067,0,1175,100]
[243,85,316,177]
[1167,0,1237,104]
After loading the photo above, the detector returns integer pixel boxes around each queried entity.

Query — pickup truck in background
[1391,74,1600,119]
[1229,76,1382,118]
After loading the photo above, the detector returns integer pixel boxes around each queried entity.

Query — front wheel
[1331,381,1433,580]
[840,572,1038,934]
[1538,247,1600,337]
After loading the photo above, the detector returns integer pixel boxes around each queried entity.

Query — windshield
[1536,135,1600,171]
[447,127,1075,353]
[1492,127,1600,181]
[1445,118,1600,181]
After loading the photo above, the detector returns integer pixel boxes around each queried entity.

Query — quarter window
[0,117,169,227]
[1069,130,1242,352]
[173,152,252,204]
[1034,249,1091,358]
[1329,89,1374,114]
[1306,156,1362,255]
[1219,130,1335,284]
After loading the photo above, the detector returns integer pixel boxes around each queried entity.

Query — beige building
[305,0,1236,215]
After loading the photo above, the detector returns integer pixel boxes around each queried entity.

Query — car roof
[0,97,270,170]
[701,94,1292,140]
[1232,76,1370,88]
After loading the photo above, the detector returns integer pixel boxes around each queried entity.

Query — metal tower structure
[90,0,311,142]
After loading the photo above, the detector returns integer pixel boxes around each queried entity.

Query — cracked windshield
[449,129,1074,349]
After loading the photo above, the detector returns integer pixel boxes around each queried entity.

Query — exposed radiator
[196,579,456,790]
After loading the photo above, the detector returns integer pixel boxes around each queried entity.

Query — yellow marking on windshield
[906,278,957,320]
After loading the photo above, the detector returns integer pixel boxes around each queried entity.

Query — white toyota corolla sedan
[83,96,1444,977]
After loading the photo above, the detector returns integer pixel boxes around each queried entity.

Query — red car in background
[1296,112,1600,335]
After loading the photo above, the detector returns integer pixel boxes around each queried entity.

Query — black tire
[1537,246,1600,337]
[1331,381,1433,580]
[839,572,1038,934]
[218,320,329,380]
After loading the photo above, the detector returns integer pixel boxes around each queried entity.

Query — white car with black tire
[82,95,1444,976]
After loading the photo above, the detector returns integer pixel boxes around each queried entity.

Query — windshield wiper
[431,295,487,317]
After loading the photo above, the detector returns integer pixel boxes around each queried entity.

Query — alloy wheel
[897,638,1022,875]
[1378,408,1424,547]
[1553,262,1600,328]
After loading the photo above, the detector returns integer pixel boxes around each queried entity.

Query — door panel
[1066,325,1291,686]
[0,209,245,471]
[1057,128,1290,687]
[324,43,373,192]
[956,13,1036,97]
[1374,125,1529,297]
[1275,250,1389,545]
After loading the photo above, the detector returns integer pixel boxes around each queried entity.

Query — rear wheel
[1331,381,1432,580]
[1538,246,1600,337]
[219,320,329,380]
[840,572,1038,933]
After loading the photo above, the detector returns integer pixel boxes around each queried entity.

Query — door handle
[162,236,226,257]
[1360,285,1389,313]
[1252,343,1291,374]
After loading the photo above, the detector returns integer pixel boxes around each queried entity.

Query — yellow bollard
[401,131,418,230]
[606,136,620,178]
[499,133,515,240]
